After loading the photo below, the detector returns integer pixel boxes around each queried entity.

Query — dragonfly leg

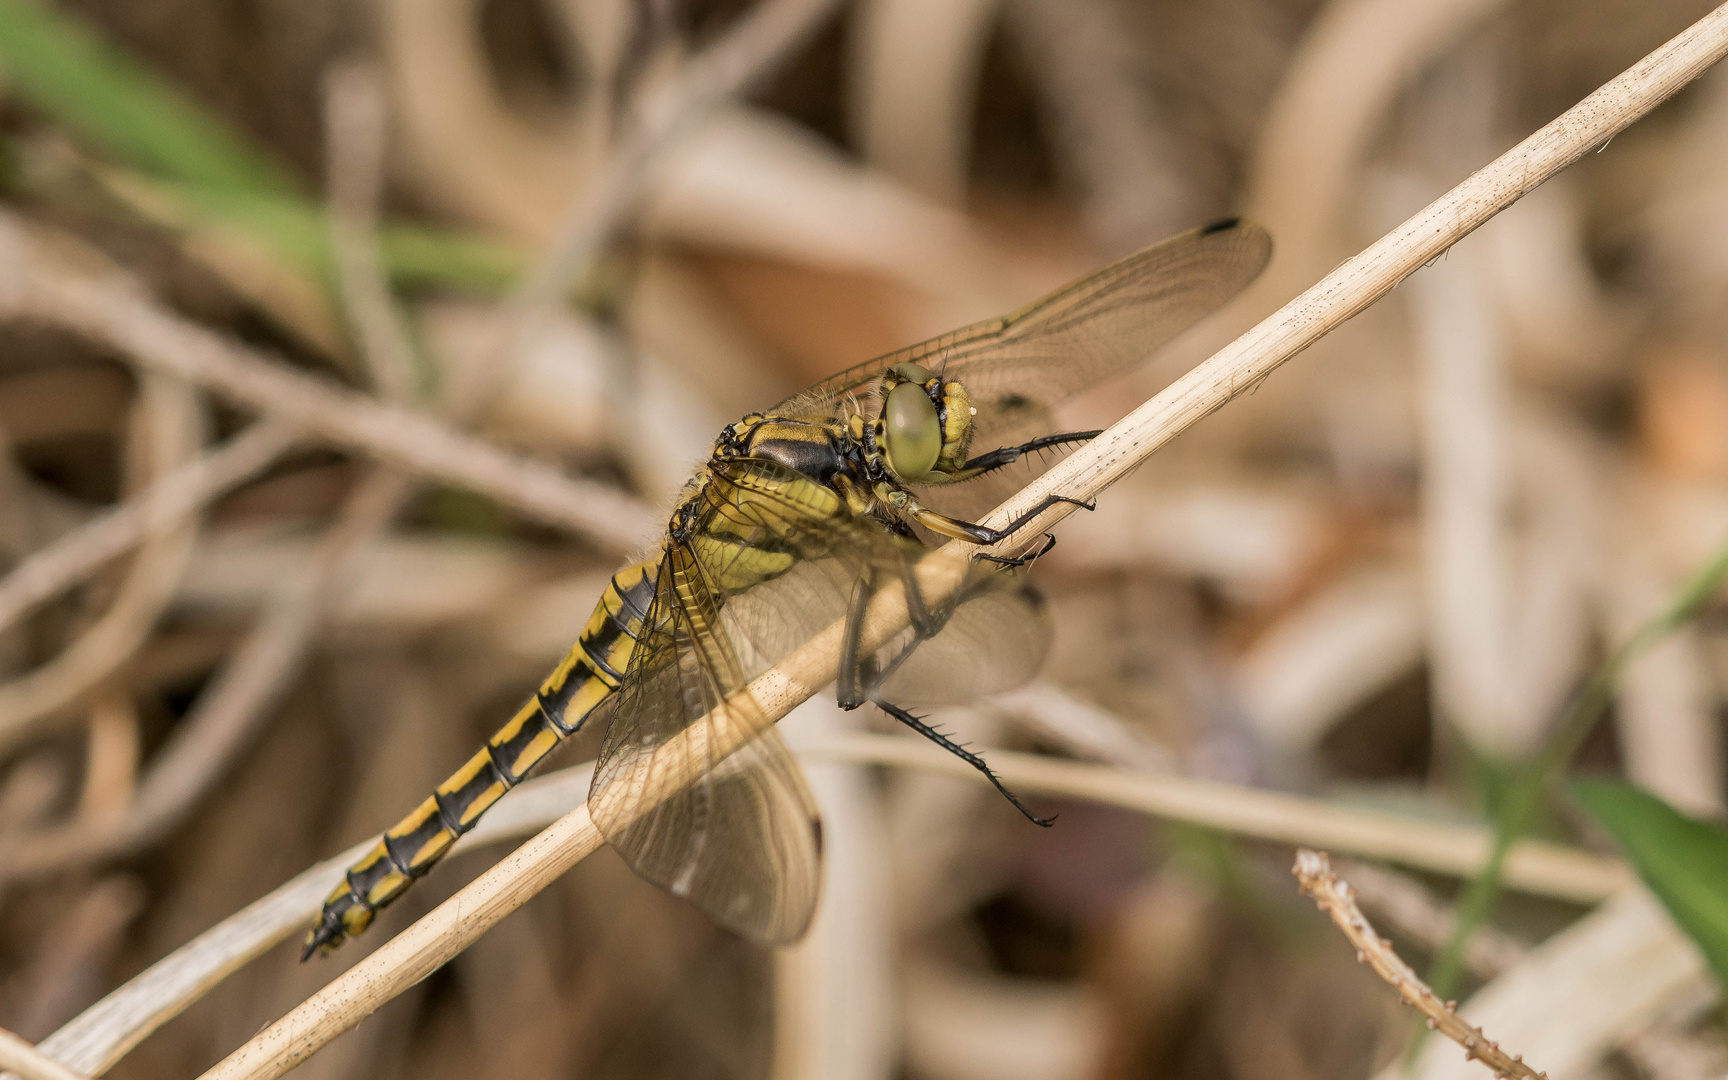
[898,549,949,638]
[872,697,1054,826]
[846,599,1052,827]
[836,573,874,709]
[838,551,959,707]
[939,430,1103,482]
[884,486,1095,547]
[975,532,1057,568]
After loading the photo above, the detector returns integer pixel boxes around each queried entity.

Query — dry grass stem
[1335,859,1529,978]
[0,218,658,550]
[803,733,1626,902]
[0,1028,90,1080]
[1293,850,1547,1080]
[77,693,140,818]
[192,12,1728,1076]
[323,61,420,405]
[32,843,371,1079]
[197,809,606,1080]
[0,373,202,747]
[969,2,1728,558]
[0,469,412,876]
[515,0,845,313]
[36,714,1608,1080]
[34,714,1621,1080]
[31,765,592,1077]
[0,419,298,635]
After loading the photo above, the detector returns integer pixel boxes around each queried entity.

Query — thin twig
[0,469,413,874]
[196,10,1728,1078]
[0,217,657,551]
[1293,850,1547,1080]
[0,419,298,635]
[802,732,1625,902]
[0,1028,89,1080]
[1336,859,1528,978]
[28,765,592,1078]
[323,60,422,405]
[0,373,203,748]
[487,0,843,435]
[32,718,1626,1080]
[968,2,1728,561]
[514,0,845,314]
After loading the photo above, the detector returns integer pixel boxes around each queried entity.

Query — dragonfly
[305,218,1271,955]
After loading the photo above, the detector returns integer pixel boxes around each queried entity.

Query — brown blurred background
[0,0,1726,1078]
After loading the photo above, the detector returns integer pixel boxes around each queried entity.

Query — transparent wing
[876,575,1052,704]
[588,460,1053,943]
[588,543,824,945]
[696,458,1052,703]
[772,219,1272,451]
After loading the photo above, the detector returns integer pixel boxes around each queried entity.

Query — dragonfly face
[306,219,1272,957]
[874,362,975,481]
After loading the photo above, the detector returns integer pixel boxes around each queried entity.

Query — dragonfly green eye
[883,380,941,480]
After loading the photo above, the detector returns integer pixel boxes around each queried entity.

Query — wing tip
[1198,216,1274,278]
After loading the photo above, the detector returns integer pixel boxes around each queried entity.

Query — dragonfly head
[877,362,973,482]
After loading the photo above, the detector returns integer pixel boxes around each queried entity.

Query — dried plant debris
[0,2,1720,1080]
[1293,850,1547,1080]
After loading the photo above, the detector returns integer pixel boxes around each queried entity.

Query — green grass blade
[0,2,527,296]
[1572,778,1728,984]
[0,0,298,196]
[162,183,527,292]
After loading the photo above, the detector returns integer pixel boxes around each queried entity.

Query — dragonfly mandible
[305,218,1271,955]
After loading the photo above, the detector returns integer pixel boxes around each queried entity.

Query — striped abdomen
[304,561,657,956]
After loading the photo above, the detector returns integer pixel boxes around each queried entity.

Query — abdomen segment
[303,560,657,956]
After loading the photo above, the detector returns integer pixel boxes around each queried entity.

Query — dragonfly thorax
[717,413,849,484]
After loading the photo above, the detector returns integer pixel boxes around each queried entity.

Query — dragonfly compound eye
[883,379,941,480]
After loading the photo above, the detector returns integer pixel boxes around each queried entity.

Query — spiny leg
[975,531,1057,568]
[945,430,1104,481]
[886,488,1096,548]
[986,493,1096,544]
[872,697,1053,826]
[839,559,1051,826]
[837,504,1053,822]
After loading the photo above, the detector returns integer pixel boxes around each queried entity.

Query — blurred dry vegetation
[0,0,1725,1079]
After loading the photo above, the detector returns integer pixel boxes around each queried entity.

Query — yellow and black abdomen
[304,560,658,956]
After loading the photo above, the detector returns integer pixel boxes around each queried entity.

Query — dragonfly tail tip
[301,923,344,961]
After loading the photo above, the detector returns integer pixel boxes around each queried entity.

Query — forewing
[773,220,1272,452]
[588,546,823,945]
